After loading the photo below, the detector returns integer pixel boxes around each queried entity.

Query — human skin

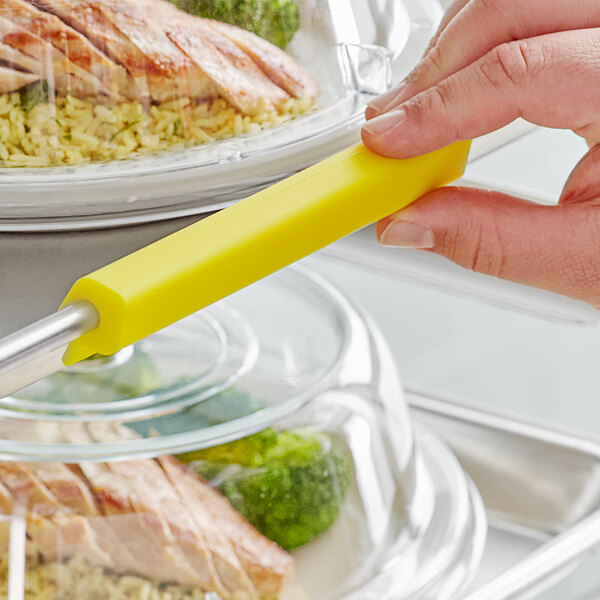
[360,0,600,309]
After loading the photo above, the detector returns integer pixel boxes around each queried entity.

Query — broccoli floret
[131,386,267,439]
[170,0,300,49]
[179,427,351,550]
[16,349,161,405]
[191,387,268,426]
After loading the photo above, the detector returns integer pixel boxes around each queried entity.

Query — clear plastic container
[0,0,442,226]
[0,266,485,599]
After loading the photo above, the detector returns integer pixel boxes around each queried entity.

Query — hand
[360,0,600,308]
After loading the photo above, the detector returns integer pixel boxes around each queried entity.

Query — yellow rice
[0,94,314,167]
[0,554,206,600]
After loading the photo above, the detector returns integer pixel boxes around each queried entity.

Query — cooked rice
[0,93,314,167]
[0,554,206,599]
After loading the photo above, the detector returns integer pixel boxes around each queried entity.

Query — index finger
[368,0,600,118]
[366,0,470,119]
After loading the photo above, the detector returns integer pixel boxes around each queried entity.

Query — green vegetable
[170,0,300,49]
[192,387,267,425]
[129,386,266,439]
[110,119,141,142]
[173,118,182,137]
[16,349,161,405]
[20,80,50,114]
[179,427,351,550]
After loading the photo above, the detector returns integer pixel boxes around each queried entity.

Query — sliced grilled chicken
[165,16,290,115]
[192,475,296,600]
[0,469,60,560]
[5,0,128,96]
[158,455,260,600]
[138,0,290,114]
[22,0,317,113]
[0,64,38,92]
[29,0,217,103]
[100,423,262,600]
[98,0,220,103]
[60,423,200,587]
[0,462,111,566]
[103,421,293,599]
[84,462,203,585]
[28,460,147,574]
[208,20,319,101]
[161,456,294,600]
[0,418,294,597]
[66,463,148,574]
[0,40,39,73]
[0,15,114,99]
[86,422,231,598]
[92,422,259,600]
[27,461,98,516]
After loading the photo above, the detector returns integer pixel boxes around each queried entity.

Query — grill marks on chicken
[207,20,319,101]
[90,421,261,599]
[0,0,318,115]
[159,456,295,600]
[0,422,294,600]
[0,462,112,566]
[2,0,127,96]
[0,13,115,99]
[29,0,212,103]
[165,18,289,115]
[0,63,38,92]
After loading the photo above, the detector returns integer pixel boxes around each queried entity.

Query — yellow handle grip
[61,140,471,364]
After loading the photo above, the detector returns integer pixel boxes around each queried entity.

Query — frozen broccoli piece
[179,427,351,550]
[171,0,300,49]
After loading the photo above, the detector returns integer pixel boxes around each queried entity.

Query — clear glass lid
[0,266,413,461]
[0,266,486,600]
[0,0,443,227]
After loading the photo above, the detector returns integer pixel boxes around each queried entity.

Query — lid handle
[61,140,471,365]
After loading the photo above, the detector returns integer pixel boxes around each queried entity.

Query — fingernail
[362,108,406,136]
[379,84,409,113]
[367,82,406,115]
[379,220,435,248]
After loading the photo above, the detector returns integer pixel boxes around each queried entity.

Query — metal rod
[0,301,99,398]
[462,498,600,600]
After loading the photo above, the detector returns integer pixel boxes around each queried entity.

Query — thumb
[560,143,600,204]
[377,187,600,307]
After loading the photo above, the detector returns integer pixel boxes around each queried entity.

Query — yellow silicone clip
[61,140,471,364]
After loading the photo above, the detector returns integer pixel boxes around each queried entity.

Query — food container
[0,266,486,600]
[0,0,444,334]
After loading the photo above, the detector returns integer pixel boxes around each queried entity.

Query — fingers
[561,144,600,204]
[362,29,600,158]
[377,187,600,308]
[422,0,471,55]
[368,0,600,117]
[366,0,471,120]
